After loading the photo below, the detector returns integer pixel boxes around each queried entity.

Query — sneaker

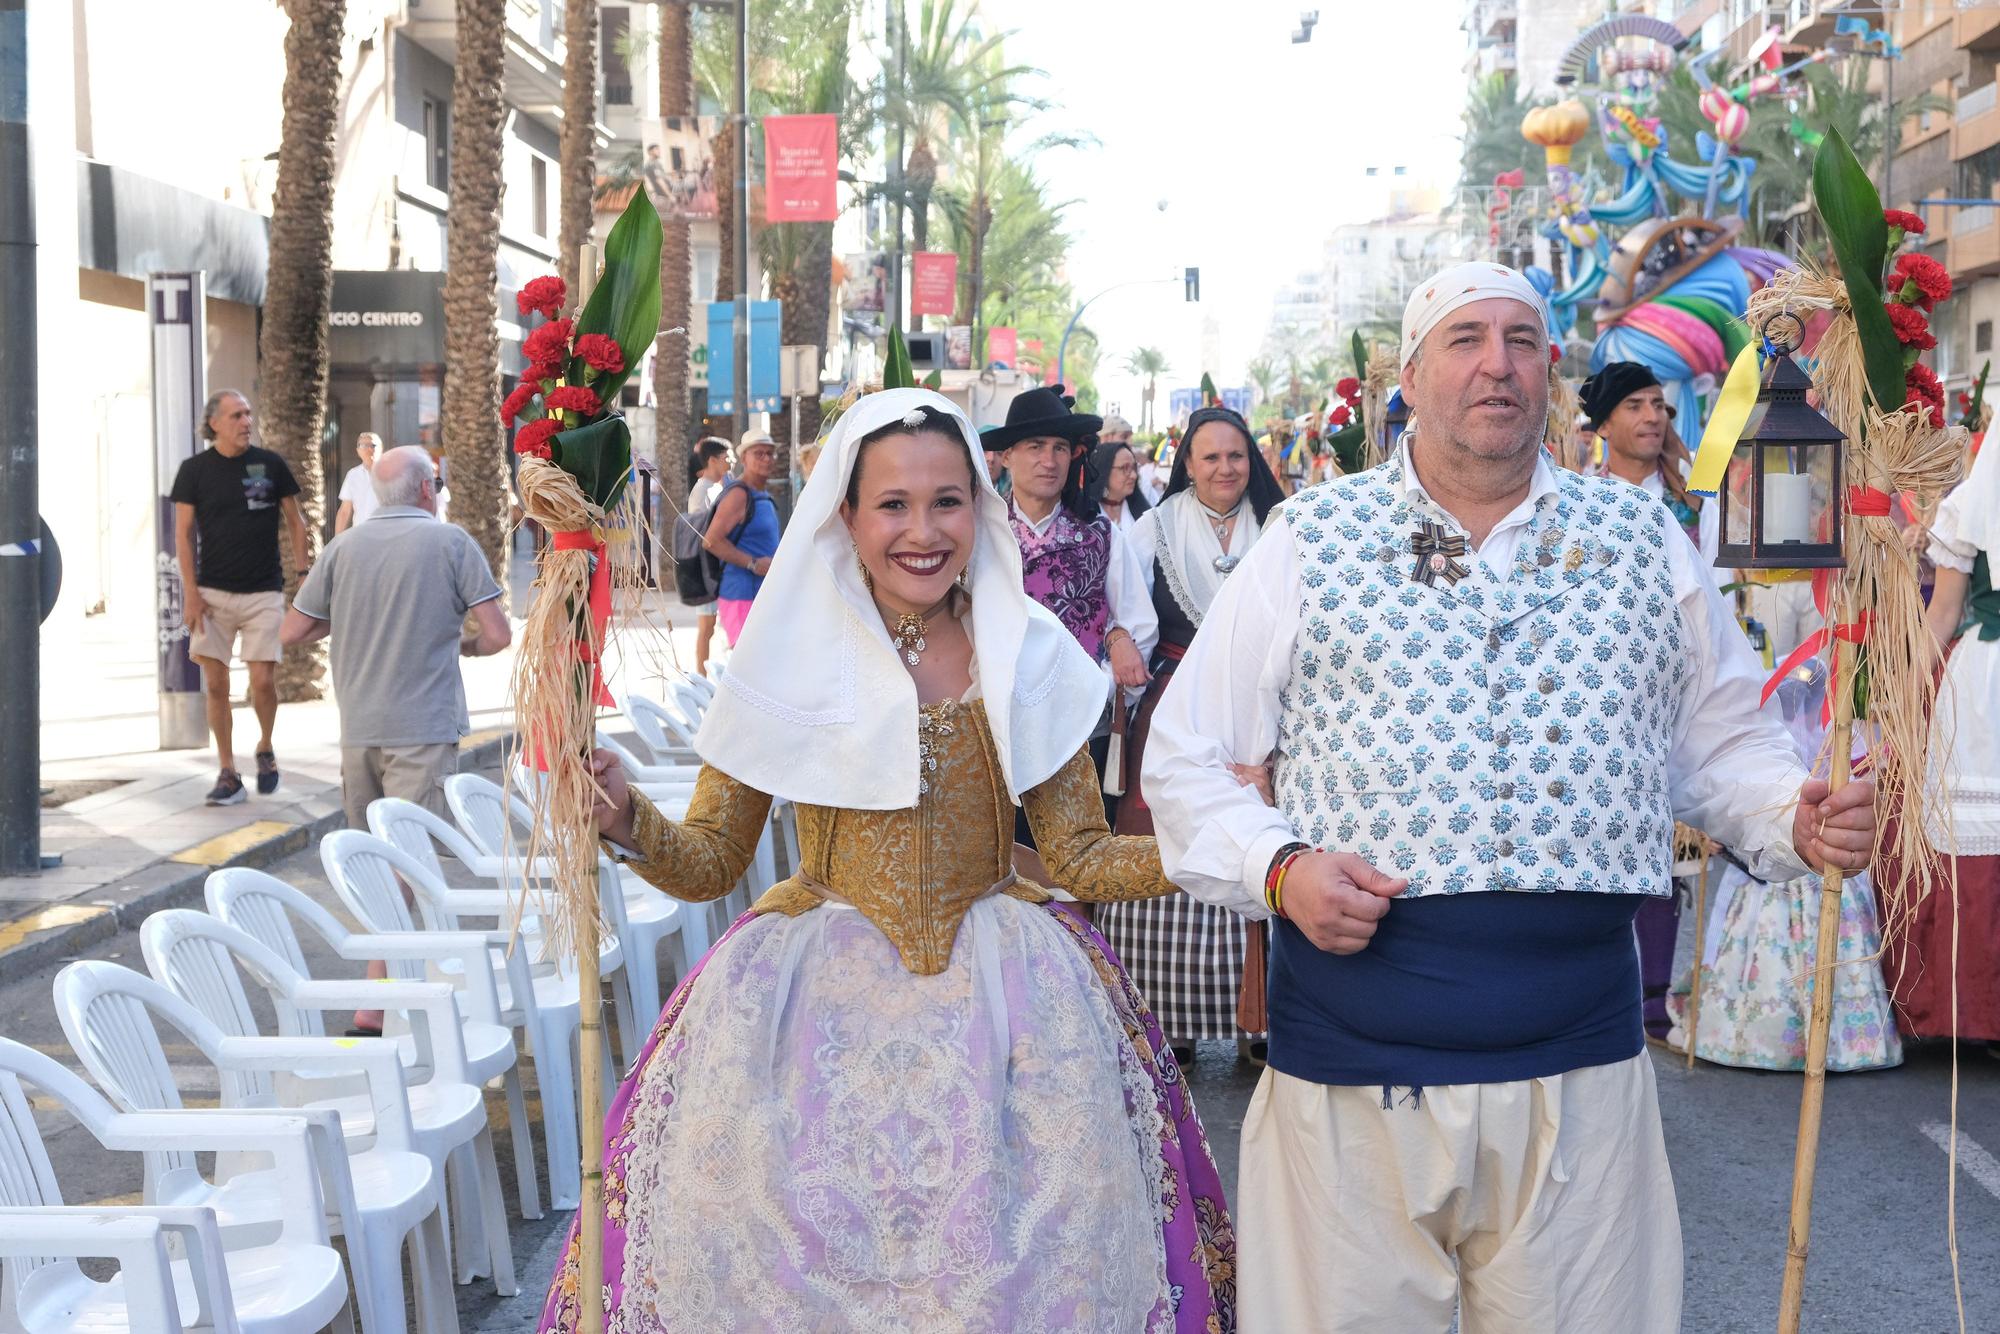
[254,750,280,796]
[205,769,246,806]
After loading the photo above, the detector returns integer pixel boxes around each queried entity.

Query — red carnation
[525,358,564,387]
[514,417,562,458]
[574,333,624,374]
[1905,364,1946,427]
[1335,376,1360,400]
[1883,208,1926,236]
[522,317,574,367]
[1329,404,1352,427]
[1884,301,1937,350]
[1891,253,1952,309]
[544,384,601,416]
[517,275,567,320]
[500,381,539,426]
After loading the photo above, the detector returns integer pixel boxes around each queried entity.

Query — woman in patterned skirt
[1105,405,1286,1066]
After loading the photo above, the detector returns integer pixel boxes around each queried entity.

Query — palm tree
[441,0,510,589]
[1124,347,1171,432]
[1245,356,1280,409]
[261,0,345,703]
[558,0,599,296]
[654,0,695,518]
[1458,73,1535,192]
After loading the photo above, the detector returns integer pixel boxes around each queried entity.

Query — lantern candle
[1762,471,1812,545]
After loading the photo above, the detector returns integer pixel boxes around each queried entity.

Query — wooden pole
[1688,845,1709,1071]
[1777,635,1858,1333]
[573,242,606,1334]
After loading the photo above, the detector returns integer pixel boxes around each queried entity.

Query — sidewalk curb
[1,733,514,979]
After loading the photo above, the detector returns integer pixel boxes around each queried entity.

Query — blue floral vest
[1275,456,1687,898]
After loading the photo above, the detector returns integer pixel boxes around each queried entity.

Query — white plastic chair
[55,957,513,1304]
[136,909,475,1329]
[320,830,596,1212]
[622,691,701,761]
[367,797,644,1064]
[206,866,541,1223]
[626,691,799,880]
[0,1037,354,1334]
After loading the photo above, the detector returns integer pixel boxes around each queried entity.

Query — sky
[992,0,1468,422]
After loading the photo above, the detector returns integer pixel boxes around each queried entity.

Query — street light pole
[887,3,906,334]
[733,0,750,443]
[0,0,41,875]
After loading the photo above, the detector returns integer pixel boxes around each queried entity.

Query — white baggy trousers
[1238,1055,1681,1333]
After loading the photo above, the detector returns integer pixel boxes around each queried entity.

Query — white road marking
[1919,1121,2000,1203]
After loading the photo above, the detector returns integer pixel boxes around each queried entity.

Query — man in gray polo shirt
[282,446,510,829]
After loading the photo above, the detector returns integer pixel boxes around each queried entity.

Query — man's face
[357,441,378,469]
[1398,299,1548,468]
[1005,435,1077,506]
[209,395,254,454]
[740,443,776,484]
[1600,387,1671,475]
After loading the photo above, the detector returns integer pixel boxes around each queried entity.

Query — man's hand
[183,588,206,634]
[1792,775,1877,874]
[1281,852,1409,955]
[1229,762,1275,806]
[1108,635,1151,689]
[588,748,637,848]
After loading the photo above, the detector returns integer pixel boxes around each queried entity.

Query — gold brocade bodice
[620,698,1170,975]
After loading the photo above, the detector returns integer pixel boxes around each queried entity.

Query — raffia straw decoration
[506,455,624,964]
[1744,269,1970,950]
[1361,347,1400,468]
[1546,358,1582,472]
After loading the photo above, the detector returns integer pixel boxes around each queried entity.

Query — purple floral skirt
[538,897,1237,1332]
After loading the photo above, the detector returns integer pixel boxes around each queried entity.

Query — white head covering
[694,388,1107,810]
[1929,434,1999,569]
[1400,261,1550,369]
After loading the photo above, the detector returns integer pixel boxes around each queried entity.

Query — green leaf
[923,368,943,390]
[570,191,663,411]
[550,413,633,512]
[1350,330,1367,383]
[1328,422,1366,474]
[1966,359,1991,428]
[1810,128,1905,415]
[882,328,916,390]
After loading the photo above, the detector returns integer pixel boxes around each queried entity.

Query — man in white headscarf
[1141,261,1879,1331]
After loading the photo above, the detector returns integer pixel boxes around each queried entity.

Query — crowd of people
[165,253,1992,1331]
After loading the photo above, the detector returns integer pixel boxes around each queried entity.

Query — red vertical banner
[911,252,958,317]
[762,114,839,222]
[987,326,1017,368]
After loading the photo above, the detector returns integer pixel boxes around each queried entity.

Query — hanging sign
[988,326,1017,369]
[911,252,958,317]
[762,114,839,222]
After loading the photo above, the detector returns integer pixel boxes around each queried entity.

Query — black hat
[979,384,1103,451]
[1579,361,1663,429]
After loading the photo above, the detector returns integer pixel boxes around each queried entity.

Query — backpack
[671,477,745,606]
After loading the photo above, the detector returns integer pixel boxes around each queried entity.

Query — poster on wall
[946,325,972,371]
[911,252,958,317]
[763,114,839,222]
[987,326,1017,369]
[642,116,722,221]
[842,251,890,313]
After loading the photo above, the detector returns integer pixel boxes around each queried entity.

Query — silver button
[1487,630,1503,651]
[1496,839,1516,857]
[1539,675,1557,694]
[1537,550,1556,567]
[1530,625,1548,645]
[1548,779,1568,798]
[1546,724,1562,742]
[1490,682,1506,699]
[1497,783,1515,800]
[1381,544,1400,561]
[1494,729,1512,748]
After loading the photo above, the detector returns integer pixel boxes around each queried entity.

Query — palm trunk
[653,0,693,514]
[558,0,599,298]
[261,0,346,703]
[770,222,831,509]
[715,121,737,309]
[441,0,510,593]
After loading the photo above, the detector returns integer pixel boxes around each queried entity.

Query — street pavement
[3,824,1992,1331]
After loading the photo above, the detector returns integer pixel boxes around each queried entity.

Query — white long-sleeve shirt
[1142,444,1812,919]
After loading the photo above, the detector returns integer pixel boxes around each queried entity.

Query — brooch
[1409,521,1470,589]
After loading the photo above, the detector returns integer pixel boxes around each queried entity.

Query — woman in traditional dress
[1084,439,1150,536]
[537,389,1237,1333]
[1876,437,2000,1042]
[1101,405,1285,1067]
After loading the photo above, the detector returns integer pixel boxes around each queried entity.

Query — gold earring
[853,542,874,592]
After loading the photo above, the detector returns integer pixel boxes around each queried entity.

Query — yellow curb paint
[167,820,295,867]
[460,727,509,751]
[0,903,109,953]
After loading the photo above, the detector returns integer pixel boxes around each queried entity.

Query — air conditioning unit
[906,331,948,369]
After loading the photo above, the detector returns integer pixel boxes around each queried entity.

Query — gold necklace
[890,597,952,666]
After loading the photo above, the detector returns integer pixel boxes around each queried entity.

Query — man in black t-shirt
[170,389,311,805]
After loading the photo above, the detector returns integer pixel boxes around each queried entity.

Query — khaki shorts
[341,741,459,831]
[191,587,286,665]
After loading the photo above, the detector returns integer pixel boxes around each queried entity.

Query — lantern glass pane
[1757,441,1834,550]
[1723,441,1755,549]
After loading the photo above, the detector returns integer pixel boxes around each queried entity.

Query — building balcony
[1781,0,1837,49]
[1475,0,1517,39]
[1947,197,2000,282]
[1962,6,2000,53]
[401,0,567,119]
[1954,84,2000,161]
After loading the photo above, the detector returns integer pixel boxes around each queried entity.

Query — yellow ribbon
[1688,341,1761,497]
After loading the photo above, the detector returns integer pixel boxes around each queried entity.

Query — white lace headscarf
[694,388,1107,810]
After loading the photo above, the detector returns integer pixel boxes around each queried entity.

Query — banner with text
[911,252,958,317]
[987,326,1017,368]
[762,114,839,222]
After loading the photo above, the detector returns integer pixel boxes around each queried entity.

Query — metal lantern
[1717,323,1846,570]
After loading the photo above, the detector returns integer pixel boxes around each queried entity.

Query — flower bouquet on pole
[505,189,662,1334]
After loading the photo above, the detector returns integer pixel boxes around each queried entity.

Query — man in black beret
[1579,361,1717,562]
